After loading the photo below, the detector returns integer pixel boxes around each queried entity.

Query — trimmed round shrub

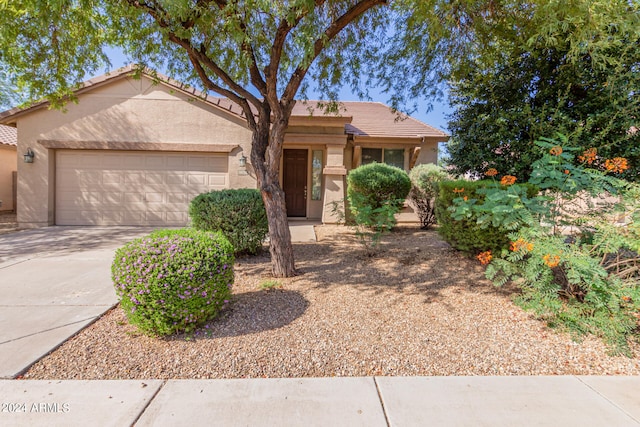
[348,163,411,209]
[112,228,234,336]
[189,189,268,255]
[408,163,451,229]
[347,163,411,230]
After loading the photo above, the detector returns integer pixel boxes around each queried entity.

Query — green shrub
[347,163,411,213]
[189,189,268,255]
[112,228,234,336]
[437,180,506,253]
[347,163,411,253]
[408,163,450,229]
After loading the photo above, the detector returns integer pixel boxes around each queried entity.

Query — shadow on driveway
[0,226,160,263]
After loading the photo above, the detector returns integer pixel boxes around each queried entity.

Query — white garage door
[56,150,228,226]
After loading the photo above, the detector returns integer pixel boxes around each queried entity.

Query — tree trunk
[251,118,297,277]
[263,182,297,277]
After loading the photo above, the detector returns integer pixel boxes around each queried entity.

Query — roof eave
[0,65,248,125]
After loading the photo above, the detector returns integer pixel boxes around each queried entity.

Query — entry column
[321,144,347,224]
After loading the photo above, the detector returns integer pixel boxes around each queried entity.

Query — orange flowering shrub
[543,254,561,268]
[604,157,629,173]
[578,148,597,164]
[453,187,465,193]
[549,146,563,156]
[500,175,517,186]
[510,239,534,252]
[485,168,498,177]
[477,251,493,265]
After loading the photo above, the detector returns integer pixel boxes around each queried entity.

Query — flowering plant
[451,135,640,355]
[112,228,234,336]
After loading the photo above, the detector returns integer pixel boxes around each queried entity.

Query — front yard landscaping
[22,225,639,379]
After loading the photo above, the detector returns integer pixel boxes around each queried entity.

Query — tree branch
[188,53,257,130]
[281,0,388,105]
[126,0,262,110]
[267,0,327,95]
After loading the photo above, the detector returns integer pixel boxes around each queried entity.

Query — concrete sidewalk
[0,376,639,426]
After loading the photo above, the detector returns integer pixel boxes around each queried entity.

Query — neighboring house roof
[0,65,448,140]
[0,124,17,147]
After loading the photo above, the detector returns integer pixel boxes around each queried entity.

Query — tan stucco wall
[416,138,439,165]
[14,76,255,227]
[0,145,16,211]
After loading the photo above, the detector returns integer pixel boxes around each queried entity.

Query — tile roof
[292,101,448,139]
[0,65,249,123]
[0,66,448,140]
[0,124,17,147]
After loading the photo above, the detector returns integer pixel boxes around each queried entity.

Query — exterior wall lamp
[23,148,35,163]
[238,153,247,168]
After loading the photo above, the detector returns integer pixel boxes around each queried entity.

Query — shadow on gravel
[188,289,309,339]
[292,227,519,305]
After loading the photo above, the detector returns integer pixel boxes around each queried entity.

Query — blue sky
[102,48,453,134]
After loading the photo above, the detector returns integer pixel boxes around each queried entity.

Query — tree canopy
[383,0,640,181]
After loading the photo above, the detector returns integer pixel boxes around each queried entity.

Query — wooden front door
[283,149,308,217]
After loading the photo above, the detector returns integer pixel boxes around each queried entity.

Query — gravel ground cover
[0,211,18,235]
[23,225,640,379]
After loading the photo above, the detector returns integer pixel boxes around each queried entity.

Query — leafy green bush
[436,180,537,253]
[189,189,268,255]
[112,228,234,336]
[347,162,411,225]
[454,136,640,355]
[408,163,450,229]
[347,163,411,253]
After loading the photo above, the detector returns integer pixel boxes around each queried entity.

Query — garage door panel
[102,155,124,168]
[123,192,145,203]
[166,157,186,168]
[166,193,187,204]
[145,172,164,185]
[166,173,186,185]
[102,172,122,184]
[144,156,165,168]
[208,175,226,186]
[146,193,165,204]
[188,174,208,186]
[76,171,102,185]
[103,193,123,204]
[123,155,146,167]
[208,157,228,171]
[124,172,145,183]
[56,150,229,226]
[166,211,188,222]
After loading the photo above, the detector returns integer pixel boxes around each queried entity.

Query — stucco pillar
[321,144,347,224]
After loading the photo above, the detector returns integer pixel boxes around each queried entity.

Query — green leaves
[432,0,640,182]
[460,138,640,356]
[0,0,114,106]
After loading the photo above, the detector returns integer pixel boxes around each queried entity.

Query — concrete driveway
[0,226,156,378]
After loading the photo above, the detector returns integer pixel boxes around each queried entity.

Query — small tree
[408,163,449,229]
